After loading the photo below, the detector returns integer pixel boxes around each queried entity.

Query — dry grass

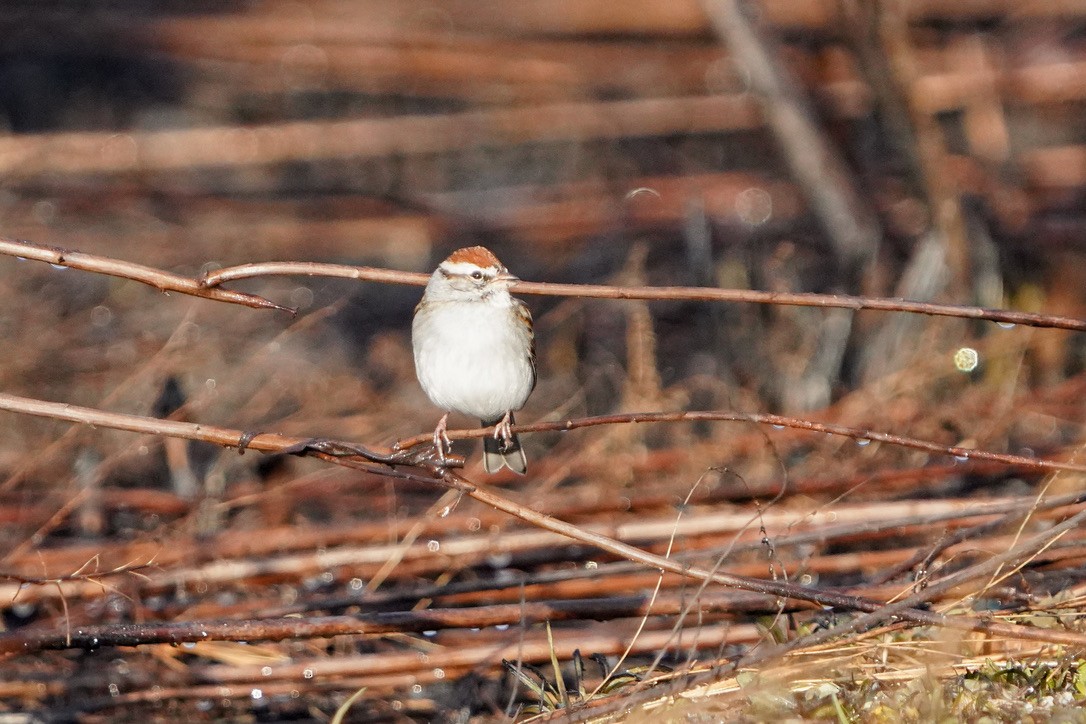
[0,1,1085,721]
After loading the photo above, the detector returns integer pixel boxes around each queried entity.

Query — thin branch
[0,237,292,313]
[0,392,459,487]
[1,493,1083,653]
[1,558,155,591]
[3,236,1083,331]
[2,391,1086,652]
[203,263,1086,332]
[5,389,1080,488]
[455,465,1086,645]
[266,490,1084,618]
[201,260,429,288]
[396,411,1086,475]
[0,595,747,653]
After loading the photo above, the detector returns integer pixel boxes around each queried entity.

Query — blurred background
[0,1,1084,720]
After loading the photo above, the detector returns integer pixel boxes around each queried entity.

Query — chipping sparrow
[412,246,536,474]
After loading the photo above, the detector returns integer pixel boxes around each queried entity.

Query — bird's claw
[432,413,451,463]
[493,411,514,452]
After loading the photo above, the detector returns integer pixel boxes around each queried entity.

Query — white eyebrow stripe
[440,261,500,275]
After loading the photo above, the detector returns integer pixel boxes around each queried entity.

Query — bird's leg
[494,411,514,452]
[432,413,451,462]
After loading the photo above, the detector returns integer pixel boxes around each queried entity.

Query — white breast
[412,300,534,422]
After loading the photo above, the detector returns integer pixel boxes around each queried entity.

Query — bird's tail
[482,413,527,474]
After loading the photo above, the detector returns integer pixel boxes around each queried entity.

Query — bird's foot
[493,411,514,452]
[432,413,451,462]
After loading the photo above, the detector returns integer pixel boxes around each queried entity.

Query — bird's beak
[495,271,519,285]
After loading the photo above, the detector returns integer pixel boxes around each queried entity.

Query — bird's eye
[470,271,483,280]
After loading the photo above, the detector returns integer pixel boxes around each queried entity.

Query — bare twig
[3,389,1081,489]
[0,596,743,653]
[201,260,429,288]
[0,391,475,503]
[2,491,1084,653]
[0,237,291,313]
[2,557,153,593]
[3,236,1083,332]
[203,263,1086,332]
[396,411,1086,475]
[1,391,1085,653]
[3,494,1081,609]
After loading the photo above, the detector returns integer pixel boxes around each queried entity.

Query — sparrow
[412,246,536,474]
